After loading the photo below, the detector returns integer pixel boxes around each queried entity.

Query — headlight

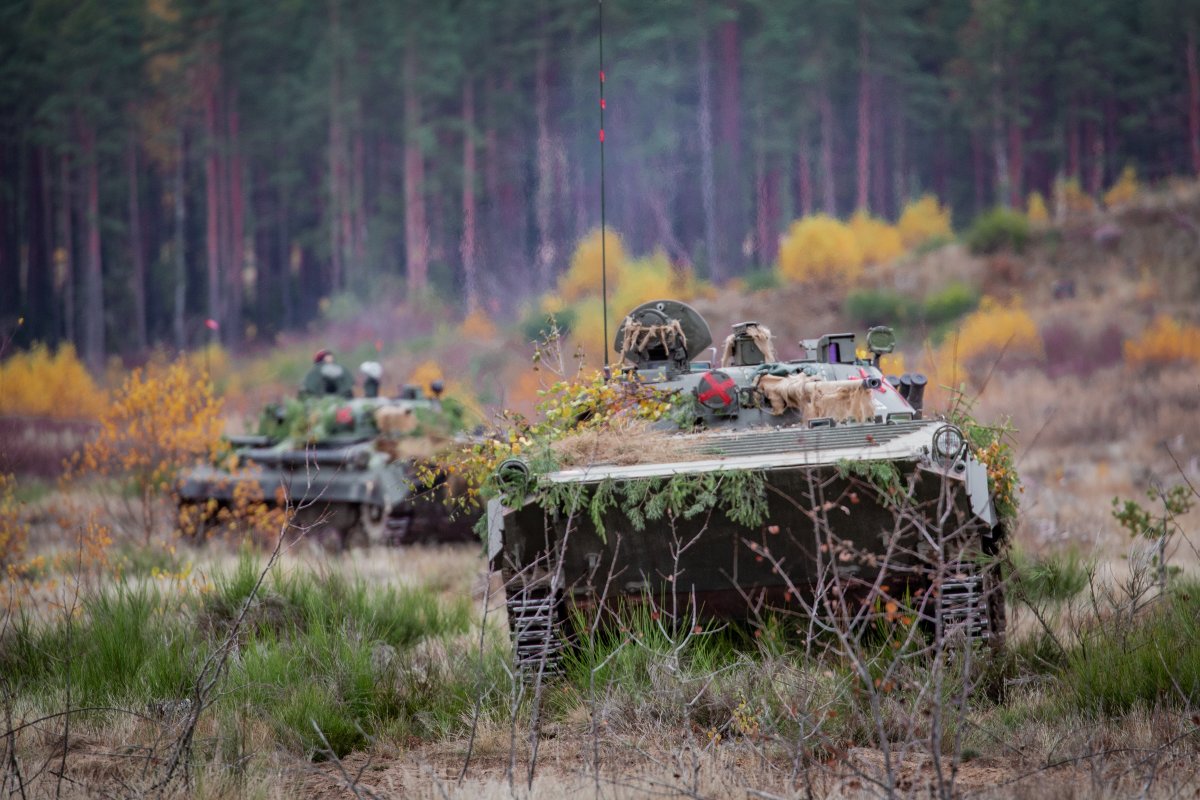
[932,425,965,463]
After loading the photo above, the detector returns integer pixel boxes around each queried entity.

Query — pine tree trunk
[0,143,16,324]
[228,98,245,342]
[697,16,719,279]
[892,95,907,216]
[351,109,366,268]
[483,76,500,259]
[533,37,555,290]
[855,5,871,212]
[203,56,223,339]
[279,183,294,330]
[28,145,54,343]
[460,79,480,314]
[1086,117,1104,195]
[716,13,742,271]
[797,127,813,216]
[871,76,887,216]
[59,151,76,346]
[1067,102,1081,180]
[328,0,345,291]
[217,87,234,336]
[1007,121,1023,208]
[754,159,779,265]
[402,39,428,296]
[972,132,986,213]
[818,81,836,214]
[1187,22,1200,175]
[127,137,148,352]
[991,64,1010,207]
[173,128,186,352]
[79,117,104,372]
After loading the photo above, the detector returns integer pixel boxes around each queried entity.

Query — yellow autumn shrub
[925,297,1043,402]
[1123,315,1200,366]
[1056,177,1096,216]
[1026,192,1049,225]
[569,297,610,365]
[849,211,905,265]
[558,228,628,302]
[897,195,953,247]
[1103,166,1139,209]
[777,215,864,283]
[611,251,677,315]
[0,343,107,419]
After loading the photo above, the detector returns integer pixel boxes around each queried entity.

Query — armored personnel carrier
[487,300,1010,673]
[178,383,478,548]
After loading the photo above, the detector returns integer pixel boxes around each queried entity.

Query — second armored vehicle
[178,377,479,548]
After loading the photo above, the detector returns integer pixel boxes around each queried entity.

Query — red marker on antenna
[205,319,219,331]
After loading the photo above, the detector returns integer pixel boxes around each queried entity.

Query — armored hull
[488,300,1008,673]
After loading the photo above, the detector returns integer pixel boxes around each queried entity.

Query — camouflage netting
[755,374,875,423]
[720,323,776,366]
[620,317,688,362]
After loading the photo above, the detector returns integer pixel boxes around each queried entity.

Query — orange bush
[849,211,905,265]
[1123,315,1200,366]
[0,343,107,419]
[777,215,864,283]
[1026,192,1050,225]
[1103,166,1139,209]
[460,310,498,338]
[66,359,225,542]
[897,195,952,247]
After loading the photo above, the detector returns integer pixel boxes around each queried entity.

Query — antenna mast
[598,0,609,371]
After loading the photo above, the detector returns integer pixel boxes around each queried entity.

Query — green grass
[1064,582,1200,715]
[742,269,781,292]
[844,289,919,328]
[113,541,188,578]
[1011,549,1092,606]
[0,552,484,759]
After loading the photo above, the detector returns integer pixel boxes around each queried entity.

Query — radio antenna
[598,0,610,371]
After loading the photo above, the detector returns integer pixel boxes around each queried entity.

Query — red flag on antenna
[205,319,220,331]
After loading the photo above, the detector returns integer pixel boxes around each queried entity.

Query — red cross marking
[698,372,736,405]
